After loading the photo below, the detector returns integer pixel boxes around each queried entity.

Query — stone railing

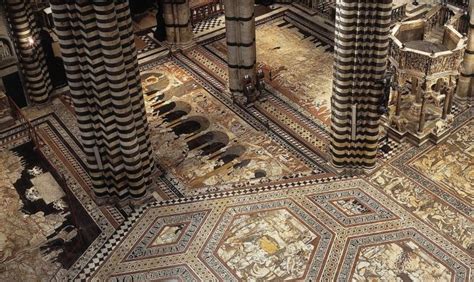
[447,11,470,34]
[294,0,337,9]
[420,4,469,35]
[445,0,469,10]
[424,5,446,33]
[296,0,314,8]
[428,49,464,74]
[390,23,466,76]
[190,0,224,26]
[291,0,336,20]
[392,3,407,23]
[313,1,336,20]
[30,0,49,12]
[0,41,11,61]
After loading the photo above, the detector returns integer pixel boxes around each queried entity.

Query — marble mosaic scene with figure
[0,0,472,281]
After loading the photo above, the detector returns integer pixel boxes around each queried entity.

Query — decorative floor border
[141,55,331,175]
[75,174,354,279]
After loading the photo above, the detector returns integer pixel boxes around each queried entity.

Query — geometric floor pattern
[126,210,209,260]
[137,33,161,55]
[84,179,471,281]
[192,15,224,35]
[340,229,469,281]
[308,188,398,226]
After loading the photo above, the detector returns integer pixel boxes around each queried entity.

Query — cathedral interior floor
[0,8,472,282]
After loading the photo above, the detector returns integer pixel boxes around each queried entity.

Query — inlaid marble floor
[0,11,472,282]
[2,100,469,281]
[186,19,339,165]
[73,107,472,281]
[0,141,99,281]
[0,148,63,281]
[140,60,320,194]
[1,98,472,281]
[86,176,472,281]
[205,19,335,129]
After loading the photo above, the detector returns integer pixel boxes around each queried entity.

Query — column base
[92,185,155,208]
[164,39,196,52]
[92,169,163,208]
[230,90,267,106]
[330,160,377,171]
[230,91,247,105]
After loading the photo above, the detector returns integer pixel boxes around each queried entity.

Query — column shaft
[330,0,393,168]
[418,97,427,133]
[51,0,154,200]
[456,3,473,104]
[442,87,452,118]
[6,0,52,104]
[224,0,256,96]
[163,0,193,49]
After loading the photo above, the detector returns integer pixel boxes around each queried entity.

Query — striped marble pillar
[5,0,52,104]
[330,0,393,168]
[50,0,155,200]
[163,0,194,49]
[456,3,473,104]
[223,0,257,97]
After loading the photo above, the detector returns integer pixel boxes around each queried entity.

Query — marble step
[406,4,431,20]
[284,8,334,47]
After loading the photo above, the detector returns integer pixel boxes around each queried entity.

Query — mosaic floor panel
[136,33,161,55]
[0,109,125,280]
[0,140,102,281]
[0,148,63,281]
[340,230,468,281]
[192,15,225,35]
[368,111,473,253]
[84,179,471,281]
[140,60,319,192]
[205,19,334,129]
[409,119,473,206]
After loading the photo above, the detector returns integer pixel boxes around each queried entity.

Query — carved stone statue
[378,71,392,115]
[242,74,257,104]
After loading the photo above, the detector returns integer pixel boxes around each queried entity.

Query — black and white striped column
[223,0,257,96]
[163,0,193,49]
[5,0,52,104]
[456,3,473,104]
[50,0,155,200]
[330,0,392,168]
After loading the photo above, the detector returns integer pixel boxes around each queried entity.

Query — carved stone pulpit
[385,8,467,145]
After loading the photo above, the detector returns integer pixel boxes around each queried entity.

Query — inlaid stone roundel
[200,199,333,281]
